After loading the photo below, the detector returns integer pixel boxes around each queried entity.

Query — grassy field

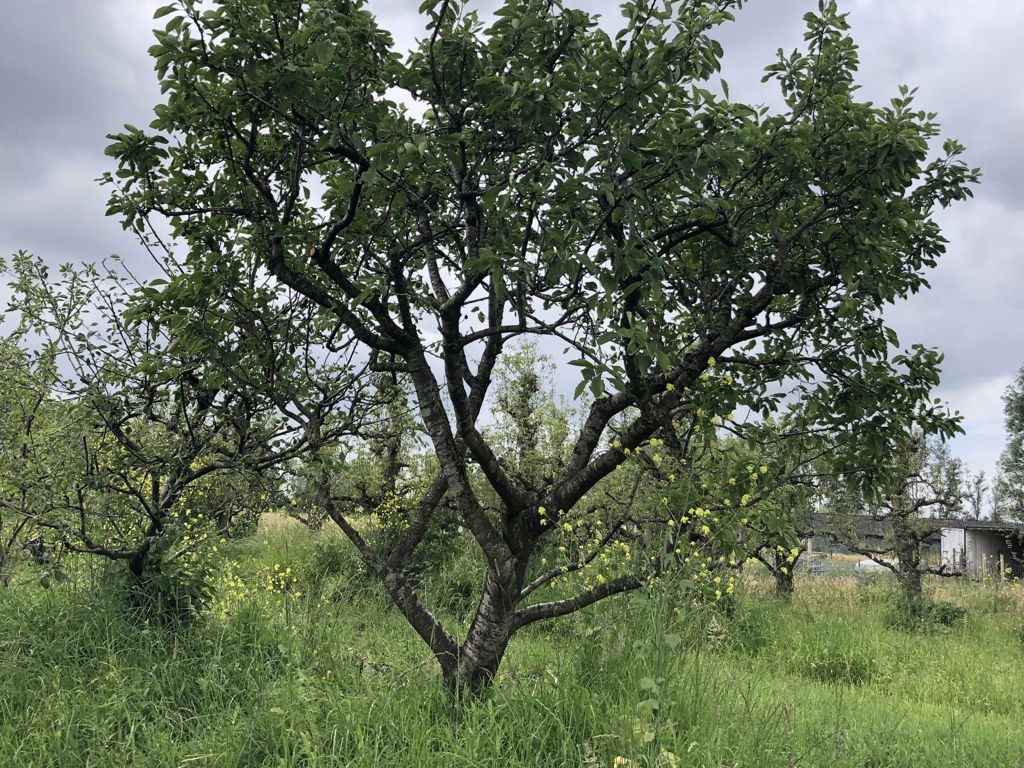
[1,525,1023,767]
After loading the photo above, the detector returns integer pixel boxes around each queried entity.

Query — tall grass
[0,531,1022,767]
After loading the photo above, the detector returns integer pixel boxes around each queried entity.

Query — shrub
[113,548,214,626]
[724,599,775,656]
[803,643,874,686]
[888,595,966,633]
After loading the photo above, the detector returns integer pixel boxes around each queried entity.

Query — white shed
[938,520,1024,579]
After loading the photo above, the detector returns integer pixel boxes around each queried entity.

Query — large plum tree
[102,0,975,691]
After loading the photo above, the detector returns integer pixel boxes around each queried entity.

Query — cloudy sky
[1,1,1020,493]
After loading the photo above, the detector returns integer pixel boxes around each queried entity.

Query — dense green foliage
[91,0,978,688]
[996,365,1024,520]
[1,530,1022,767]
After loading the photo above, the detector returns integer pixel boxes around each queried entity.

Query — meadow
[1,522,1022,768]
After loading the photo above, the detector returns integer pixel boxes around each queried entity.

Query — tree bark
[127,550,150,581]
[774,567,794,597]
[892,517,923,597]
[897,567,922,597]
[443,567,517,696]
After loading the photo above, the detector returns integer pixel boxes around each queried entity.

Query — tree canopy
[996,365,1024,520]
[99,0,976,691]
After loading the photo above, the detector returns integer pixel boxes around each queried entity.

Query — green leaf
[311,41,334,65]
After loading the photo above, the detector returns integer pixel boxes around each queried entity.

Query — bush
[724,599,775,656]
[888,595,966,633]
[113,550,214,626]
[803,643,875,686]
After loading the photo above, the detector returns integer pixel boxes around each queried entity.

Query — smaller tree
[485,344,576,493]
[3,254,329,606]
[826,435,962,596]
[748,484,815,598]
[730,419,832,598]
[0,338,58,584]
[965,470,987,521]
[995,365,1024,521]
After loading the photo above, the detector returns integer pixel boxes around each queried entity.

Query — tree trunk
[443,631,511,696]
[897,567,922,597]
[892,517,923,597]
[127,550,150,581]
[774,567,794,597]
[442,567,517,696]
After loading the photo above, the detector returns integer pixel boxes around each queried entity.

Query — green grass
[1,532,1023,767]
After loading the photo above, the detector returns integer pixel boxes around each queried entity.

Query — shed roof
[930,518,1024,533]
[808,514,1024,540]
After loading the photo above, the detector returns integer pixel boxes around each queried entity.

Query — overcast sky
[1,1,1020,493]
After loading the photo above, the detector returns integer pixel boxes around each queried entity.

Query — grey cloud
[0,1,157,152]
[0,1,161,271]
[886,199,1024,388]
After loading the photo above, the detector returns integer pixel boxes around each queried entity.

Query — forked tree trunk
[442,628,512,695]
[442,567,518,695]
